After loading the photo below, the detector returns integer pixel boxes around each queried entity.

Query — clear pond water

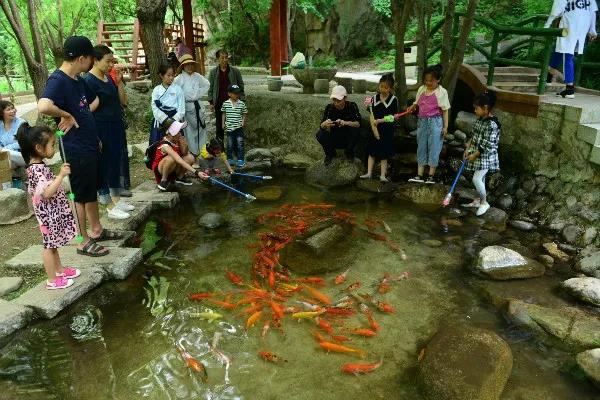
[0,172,597,399]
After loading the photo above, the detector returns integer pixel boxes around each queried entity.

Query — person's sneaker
[425,176,436,184]
[56,267,81,279]
[380,175,389,183]
[116,201,135,212]
[462,200,481,208]
[408,176,424,183]
[46,277,74,290]
[98,193,112,205]
[236,160,246,168]
[557,86,575,99]
[227,159,235,165]
[175,176,193,186]
[107,207,130,220]
[157,180,170,191]
[476,202,491,216]
[119,189,133,197]
[359,173,372,179]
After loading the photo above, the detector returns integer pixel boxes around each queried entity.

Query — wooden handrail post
[131,19,141,81]
[487,31,499,87]
[538,37,553,94]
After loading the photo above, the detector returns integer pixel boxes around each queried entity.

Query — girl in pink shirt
[408,64,450,184]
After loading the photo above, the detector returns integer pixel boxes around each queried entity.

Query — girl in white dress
[149,64,185,143]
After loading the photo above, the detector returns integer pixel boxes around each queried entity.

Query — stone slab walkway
[0,181,180,341]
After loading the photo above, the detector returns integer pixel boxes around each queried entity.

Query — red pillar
[269,0,282,76]
[182,0,195,56]
[279,0,288,64]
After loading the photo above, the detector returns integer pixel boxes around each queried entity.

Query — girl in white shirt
[149,64,185,144]
[545,0,598,98]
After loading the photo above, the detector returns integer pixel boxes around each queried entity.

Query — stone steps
[578,123,600,147]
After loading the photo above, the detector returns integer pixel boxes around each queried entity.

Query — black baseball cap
[228,84,242,94]
[63,36,94,58]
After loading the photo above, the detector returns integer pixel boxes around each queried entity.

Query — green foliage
[370,0,391,17]
[312,55,337,67]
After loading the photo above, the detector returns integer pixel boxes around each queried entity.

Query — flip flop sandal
[91,229,123,242]
[77,240,110,257]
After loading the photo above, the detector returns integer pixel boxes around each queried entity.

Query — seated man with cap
[316,85,361,165]
[174,54,210,156]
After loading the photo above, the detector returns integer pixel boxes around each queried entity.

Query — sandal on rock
[91,229,123,242]
[56,267,81,279]
[46,277,74,290]
[77,240,110,257]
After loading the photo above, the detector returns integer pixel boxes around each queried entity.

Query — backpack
[144,140,172,169]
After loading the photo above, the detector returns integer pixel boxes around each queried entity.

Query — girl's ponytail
[16,123,52,164]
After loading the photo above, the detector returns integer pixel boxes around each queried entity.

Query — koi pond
[0,171,597,399]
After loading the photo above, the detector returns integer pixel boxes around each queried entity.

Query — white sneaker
[476,202,491,216]
[380,175,389,182]
[359,173,371,179]
[107,207,130,220]
[116,201,135,212]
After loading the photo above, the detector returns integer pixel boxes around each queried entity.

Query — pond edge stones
[577,348,600,389]
[562,277,600,307]
[474,245,545,280]
[420,325,513,400]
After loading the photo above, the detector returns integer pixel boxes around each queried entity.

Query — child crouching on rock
[463,90,500,216]
[17,123,81,290]
[151,120,209,191]
[199,138,234,176]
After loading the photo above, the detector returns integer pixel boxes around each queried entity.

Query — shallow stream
[0,172,597,399]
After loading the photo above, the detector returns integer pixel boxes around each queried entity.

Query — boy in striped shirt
[221,84,248,167]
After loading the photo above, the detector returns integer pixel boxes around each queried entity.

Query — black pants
[316,127,358,159]
[215,106,224,145]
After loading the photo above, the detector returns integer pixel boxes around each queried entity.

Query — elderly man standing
[316,85,361,165]
[207,49,244,145]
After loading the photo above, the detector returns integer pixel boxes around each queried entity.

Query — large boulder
[394,183,447,205]
[577,349,600,389]
[455,111,477,134]
[562,277,600,307]
[0,188,32,225]
[505,300,600,351]
[479,207,507,228]
[474,246,545,280]
[283,153,315,169]
[578,251,600,278]
[246,148,274,161]
[420,325,513,400]
[305,158,360,187]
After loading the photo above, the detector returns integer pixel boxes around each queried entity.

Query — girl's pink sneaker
[46,277,74,290]
[56,267,81,279]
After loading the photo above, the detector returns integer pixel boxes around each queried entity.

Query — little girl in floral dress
[17,123,81,289]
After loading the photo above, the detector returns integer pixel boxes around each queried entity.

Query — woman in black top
[316,85,361,165]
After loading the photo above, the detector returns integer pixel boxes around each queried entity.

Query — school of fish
[183,203,409,378]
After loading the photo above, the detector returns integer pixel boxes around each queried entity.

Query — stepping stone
[5,245,143,280]
[14,269,107,319]
[101,202,153,232]
[95,230,136,248]
[0,277,23,297]
[0,299,33,338]
[129,181,180,208]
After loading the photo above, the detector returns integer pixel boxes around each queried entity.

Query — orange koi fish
[295,277,326,286]
[341,358,383,375]
[239,303,264,315]
[188,292,215,301]
[346,282,361,291]
[226,270,244,286]
[261,320,270,338]
[270,300,284,320]
[246,310,262,329]
[334,268,351,285]
[318,340,366,358]
[331,335,351,343]
[315,317,333,335]
[375,301,395,313]
[325,307,355,317]
[303,285,332,305]
[259,350,287,363]
[177,347,208,382]
[313,330,327,343]
[206,299,237,310]
[352,328,377,337]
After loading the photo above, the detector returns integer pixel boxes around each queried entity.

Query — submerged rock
[562,277,600,307]
[479,207,507,227]
[543,242,570,262]
[305,158,360,187]
[579,251,600,277]
[496,194,513,210]
[283,153,315,169]
[253,186,283,201]
[505,300,600,351]
[198,213,224,229]
[509,220,536,232]
[538,254,555,268]
[394,183,447,205]
[577,349,600,389]
[420,325,513,400]
[474,246,545,280]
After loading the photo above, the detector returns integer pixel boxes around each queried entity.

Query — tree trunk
[415,1,429,83]
[391,0,412,108]
[137,0,168,86]
[440,0,456,73]
[442,0,479,101]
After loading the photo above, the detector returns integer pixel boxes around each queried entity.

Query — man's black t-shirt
[42,70,99,156]
[321,101,361,134]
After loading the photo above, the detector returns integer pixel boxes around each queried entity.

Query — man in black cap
[38,35,118,257]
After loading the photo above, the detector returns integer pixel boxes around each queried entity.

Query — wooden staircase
[476,66,564,94]
[96,19,207,81]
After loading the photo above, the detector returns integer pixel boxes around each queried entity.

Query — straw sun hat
[177,54,197,73]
